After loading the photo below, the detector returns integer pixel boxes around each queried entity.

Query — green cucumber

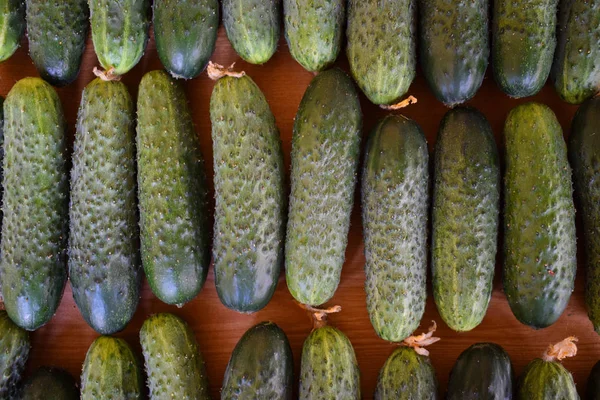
[283,0,344,72]
[221,321,293,399]
[138,70,209,306]
[153,0,218,79]
[21,367,78,400]
[588,360,600,399]
[286,68,362,306]
[69,78,140,335]
[89,0,150,76]
[26,0,88,86]
[432,107,499,332]
[346,0,416,105]
[0,0,25,62]
[210,67,285,313]
[0,311,29,398]
[0,78,68,331]
[140,313,210,400]
[361,115,429,342]
[503,102,576,329]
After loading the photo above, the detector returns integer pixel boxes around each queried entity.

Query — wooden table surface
[0,24,595,399]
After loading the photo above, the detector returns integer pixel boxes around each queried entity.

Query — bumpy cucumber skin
[140,313,210,400]
[588,360,600,399]
[362,115,429,342]
[374,347,438,400]
[221,322,294,399]
[0,0,25,62]
[21,367,78,400]
[286,69,361,306]
[0,311,29,399]
[26,0,88,86]
[432,107,499,332]
[0,78,68,331]
[299,326,360,400]
[69,78,140,335]
[283,0,344,72]
[447,343,513,400]
[517,359,579,400]
[211,74,285,313]
[492,0,558,98]
[223,0,280,65]
[568,97,600,333]
[419,0,488,106]
[551,0,600,104]
[347,0,416,105]
[89,0,150,75]
[153,0,218,79]
[503,102,576,329]
[81,337,142,400]
[138,70,209,306]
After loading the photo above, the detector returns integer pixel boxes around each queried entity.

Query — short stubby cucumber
[21,367,78,400]
[0,78,68,331]
[503,102,576,329]
[81,336,142,400]
[69,78,140,335]
[210,67,285,313]
[347,0,416,105]
[0,311,29,398]
[140,313,210,400]
[138,70,209,306]
[283,0,345,72]
[432,107,499,332]
[221,321,294,399]
[375,347,438,399]
[589,360,600,399]
[0,0,25,62]
[286,69,362,306]
[362,115,429,342]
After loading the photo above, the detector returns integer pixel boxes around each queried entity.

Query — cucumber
[447,343,514,400]
[432,107,499,332]
[140,313,210,400]
[283,0,345,72]
[492,0,558,98]
[419,0,489,106]
[286,68,362,306]
[20,367,78,400]
[361,115,429,342]
[375,347,438,399]
[346,0,416,105]
[0,78,68,331]
[0,311,29,399]
[569,96,600,332]
[138,70,209,306]
[69,78,140,335]
[503,102,576,329]
[223,0,280,65]
[210,66,285,313]
[0,0,25,62]
[153,0,218,79]
[89,0,150,76]
[588,360,600,399]
[26,0,88,86]
[221,321,293,399]
[551,0,600,104]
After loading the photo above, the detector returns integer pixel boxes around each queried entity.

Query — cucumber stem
[380,95,418,110]
[542,336,578,362]
[297,302,342,329]
[92,67,120,82]
[207,61,246,81]
[401,321,440,356]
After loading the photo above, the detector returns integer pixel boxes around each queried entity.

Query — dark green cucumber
[89,0,150,76]
[283,0,345,72]
[210,68,285,313]
[0,0,25,62]
[492,0,558,98]
[517,357,578,399]
[69,78,140,335]
[138,70,209,306]
[26,0,88,86]
[140,313,210,400]
[0,311,29,398]
[153,0,218,79]
[221,322,293,399]
[21,367,78,400]
[588,360,600,399]
[286,69,362,306]
[347,0,416,105]
[568,96,600,333]
[551,0,600,104]
[223,0,280,65]
[503,102,576,329]
[299,325,360,400]
[447,343,513,400]
[432,107,499,332]
[362,115,429,342]
[0,78,68,331]
[419,0,489,106]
